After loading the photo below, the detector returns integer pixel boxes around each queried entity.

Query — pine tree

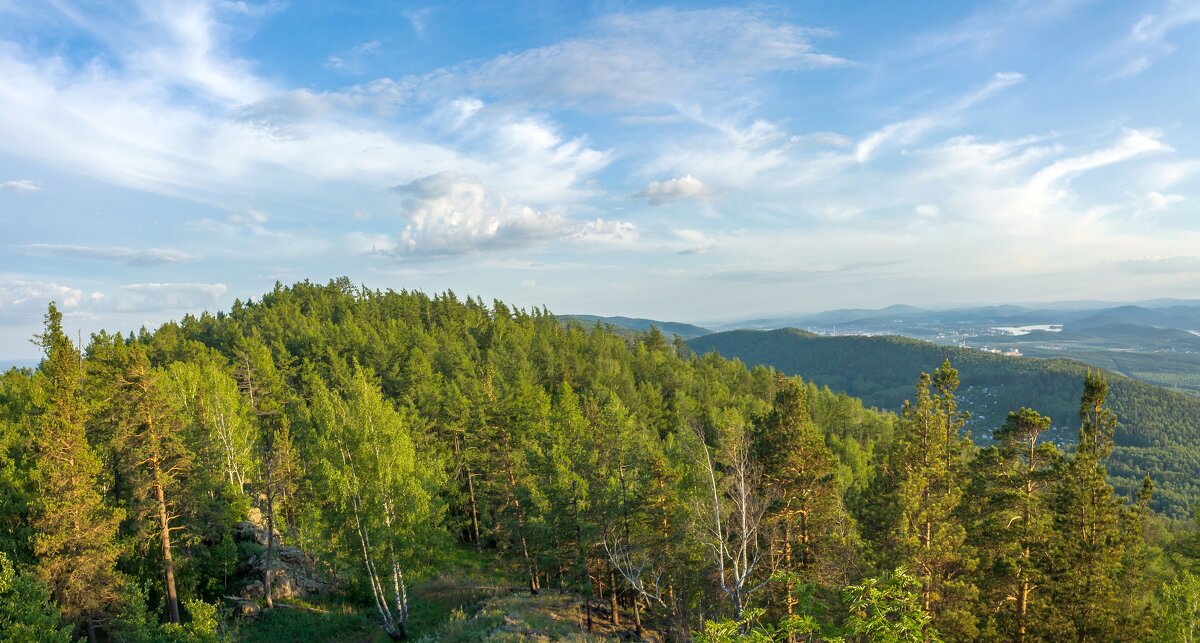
[888,360,977,639]
[30,303,124,641]
[114,345,191,624]
[1048,371,1128,641]
[752,374,844,623]
[971,407,1061,641]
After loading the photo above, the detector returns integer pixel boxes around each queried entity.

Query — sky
[1,0,1199,358]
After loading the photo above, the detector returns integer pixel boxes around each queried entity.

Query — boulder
[232,509,334,600]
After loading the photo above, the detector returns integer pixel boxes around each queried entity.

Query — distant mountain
[688,328,1200,518]
[722,301,1200,333]
[1065,305,1200,331]
[559,314,712,339]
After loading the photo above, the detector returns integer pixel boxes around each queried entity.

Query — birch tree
[692,410,771,622]
[312,367,440,640]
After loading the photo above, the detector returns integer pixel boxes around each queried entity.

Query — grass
[229,544,526,642]
[417,590,620,642]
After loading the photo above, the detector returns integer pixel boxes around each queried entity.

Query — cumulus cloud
[0,179,43,192]
[0,280,83,310]
[637,175,708,206]
[390,172,635,256]
[22,244,200,265]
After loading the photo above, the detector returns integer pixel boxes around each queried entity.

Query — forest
[1,278,1199,642]
[691,328,1200,518]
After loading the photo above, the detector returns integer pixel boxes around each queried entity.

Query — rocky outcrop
[231,509,334,601]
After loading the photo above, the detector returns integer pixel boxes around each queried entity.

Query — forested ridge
[690,328,1200,518]
[1,278,1198,642]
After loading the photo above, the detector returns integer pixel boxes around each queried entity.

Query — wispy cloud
[404,7,435,38]
[324,40,383,72]
[855,72,1024,163]
[1105,0,1200,79]
[1030,129,1171,188]
[22,244,201,265]
[1118,256,1200,275]
[454,7,849,113]
[0,179,43,192]
[115,282,228,311]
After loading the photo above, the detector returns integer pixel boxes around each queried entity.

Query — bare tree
[693,418,772,622]
[602,526,667,636]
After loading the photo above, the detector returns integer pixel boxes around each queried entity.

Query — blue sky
[1,0,1199,358]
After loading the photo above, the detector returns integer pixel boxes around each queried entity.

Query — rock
[228,597,261,619]
[239,580,265,599]
[237,548,333,600]
[231,506,334,601]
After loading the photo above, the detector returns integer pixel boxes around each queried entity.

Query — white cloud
[457,7,849,111]
[404,7,435,38]
[115,282,228,311]
[390,172,634,256]
[324,40,383,72]
[637,175,708,205]
[915,204,941,219]
[227,210,269,225]
[855,72,1024,163]
[1030,129,1171,188]
[1132,190,1186,218]
[22,244,201,265]
[0,179,43,191]
[1103,1,1200,78]
[0,280,83,310]
[670,228,716,255]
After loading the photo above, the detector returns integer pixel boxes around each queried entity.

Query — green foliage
[691,328,1200,517]
[1158,570,1200,643]
[842,568,939,642]
[1,281,1188,641]
[30,304,125,629]
[0,552,75,643]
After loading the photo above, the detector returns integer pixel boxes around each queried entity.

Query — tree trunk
[466,465,482,552]
[503,442,538,594]
[154,468,180,624]
[1018,578,1029,643]
[610,571,620,626]
[265,476,275,609]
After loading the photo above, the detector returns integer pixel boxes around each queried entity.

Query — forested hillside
[1,279,1198,642]
[689,328,1200,518]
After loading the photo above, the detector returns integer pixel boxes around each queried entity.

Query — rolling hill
[558,314,712,339]
[689,328,1200,517]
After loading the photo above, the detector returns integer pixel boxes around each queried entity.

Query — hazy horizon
[2,1,1199,358]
